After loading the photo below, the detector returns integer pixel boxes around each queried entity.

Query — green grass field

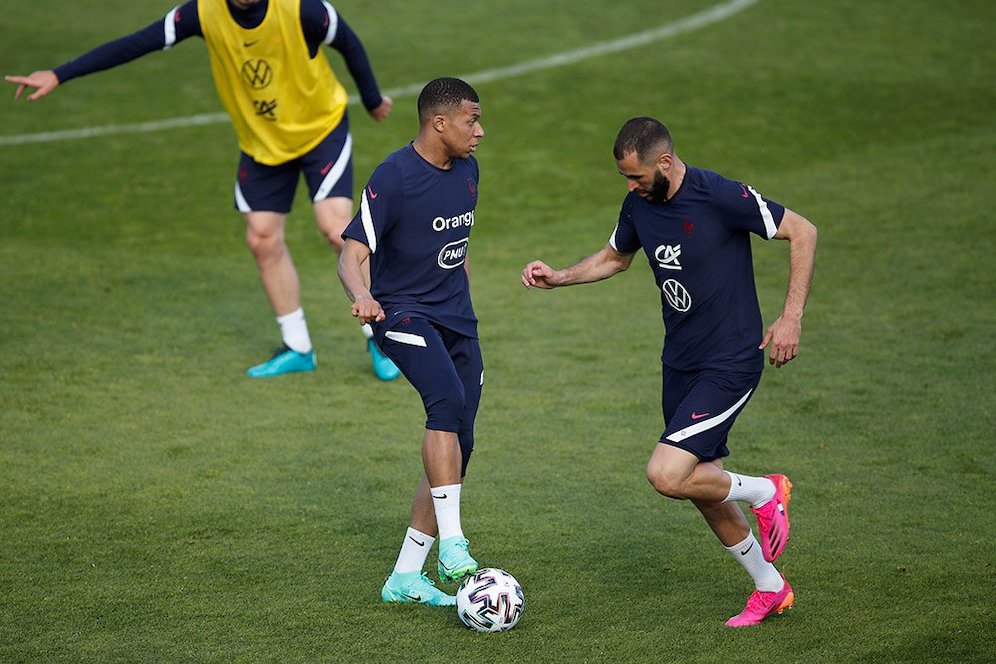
[1,0,994,661]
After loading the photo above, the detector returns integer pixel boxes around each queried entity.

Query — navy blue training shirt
[610,165,786,372]
[342,144,480,338]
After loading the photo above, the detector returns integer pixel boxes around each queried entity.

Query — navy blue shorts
[373,316,483,476]
[659,367,762,461]
[234,112,353,213]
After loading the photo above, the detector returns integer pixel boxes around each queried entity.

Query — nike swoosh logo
[432,493,447,500]
[408,536,426,547]
[367,186,378,199]
[740,184,749,198]
[690,412,711,420]
[404,593,422,601]
[320,161,333,175]
[243,40,259,47]
[739,541,754,556]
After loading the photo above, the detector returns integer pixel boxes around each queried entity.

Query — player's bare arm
[760,209,818,368]
[5,70,59,101]
[522,244,634,289]
[338,238,384,324]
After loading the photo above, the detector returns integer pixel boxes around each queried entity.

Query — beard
[647,169,671,203]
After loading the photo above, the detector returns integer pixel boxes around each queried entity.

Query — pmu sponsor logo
[432,210,474,232]
[438,238,469,269]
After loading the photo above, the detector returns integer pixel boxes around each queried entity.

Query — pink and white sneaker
[751,474,792,562]
[724,575,794,628]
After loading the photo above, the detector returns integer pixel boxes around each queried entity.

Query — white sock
[723,471,776,508]
[392,527,434,575]
[361,323,374,340]
[431,483,464,541]
[276,308,312,353]
[725,532,784,592]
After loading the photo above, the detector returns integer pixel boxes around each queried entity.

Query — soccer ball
[455,568,524,632]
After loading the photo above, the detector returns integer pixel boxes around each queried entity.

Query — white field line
[0,0,759,147]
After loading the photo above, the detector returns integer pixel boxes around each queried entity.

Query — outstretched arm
[338,238,384,325]
[5,3,200,102]
[760,208,818,367]
[522,244,635,290]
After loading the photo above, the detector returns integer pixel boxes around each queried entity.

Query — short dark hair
[613,117,673,163]
[417,77,479,123]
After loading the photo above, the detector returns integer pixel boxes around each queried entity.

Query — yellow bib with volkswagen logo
[198,0,348,165]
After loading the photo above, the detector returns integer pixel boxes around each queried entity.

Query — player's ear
[432,113,447,134]
[657,152,673,171]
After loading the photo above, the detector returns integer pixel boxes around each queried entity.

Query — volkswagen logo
[662,279,691,312]
[241,59,273,90]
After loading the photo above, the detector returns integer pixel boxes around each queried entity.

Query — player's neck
[666,159,687,200]
[412,138,454,170]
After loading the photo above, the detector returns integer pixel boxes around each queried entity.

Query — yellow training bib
[198,0,348,165]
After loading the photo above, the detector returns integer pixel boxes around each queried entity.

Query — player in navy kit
[338,78,485,606]
[5,0,399,381]
[522,117,818,627]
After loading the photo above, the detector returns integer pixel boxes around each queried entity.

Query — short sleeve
[609,196,641,254]
[712,175,786,240]
[342,162,402,253]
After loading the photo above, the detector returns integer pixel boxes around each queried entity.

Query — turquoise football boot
[437,537,478,583]
[381,571,456,607]
[246,345,316,378]
[368,339,400,381]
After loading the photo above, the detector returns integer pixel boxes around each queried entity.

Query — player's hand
[369,95,393,122]
[351,296,385,325]
[759,315,802,368]
[521,260,557,289]
[5,70,59,101]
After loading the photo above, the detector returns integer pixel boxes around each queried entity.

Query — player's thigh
[444,330,484,423]
[376,318,465,430]
[312,196,353,248]
[659,368,761,462]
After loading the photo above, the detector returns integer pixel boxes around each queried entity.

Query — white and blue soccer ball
[455,567,524,632]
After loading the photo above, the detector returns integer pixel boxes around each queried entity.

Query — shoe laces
[394,571,437,590]
[744,588,776,613]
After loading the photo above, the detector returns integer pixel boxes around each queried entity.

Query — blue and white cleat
[368,339,400,381]
[246,345,316,378]
[381,571,456,606]
[437,537,478,583]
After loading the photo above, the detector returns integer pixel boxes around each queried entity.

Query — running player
[338,78,485,606]
[521,117,818,627]
[5,0,400,381]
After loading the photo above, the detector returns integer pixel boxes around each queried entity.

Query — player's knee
[425,389,466,431]
[246,227,284,258]
[646,463,686,499]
